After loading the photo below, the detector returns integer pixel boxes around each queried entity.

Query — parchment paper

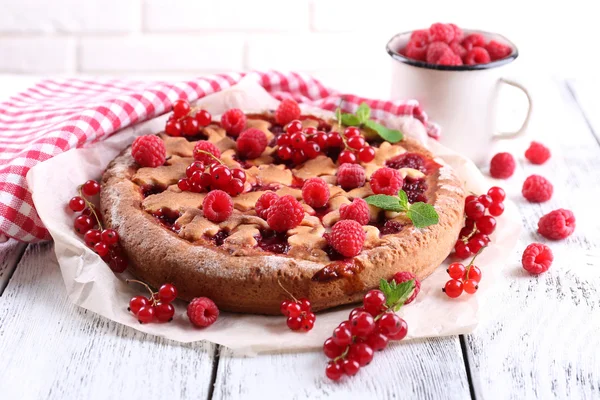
[27,77,521,355]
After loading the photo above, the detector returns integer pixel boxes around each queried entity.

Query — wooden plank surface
[0,239,27,294]
[463,80,600,399]
[0,243,217,400]
[214,337,471,400]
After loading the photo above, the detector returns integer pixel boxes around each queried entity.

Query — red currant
[182,117,199,136]
[463,279,479,294]
[280,300,290,315]
[338,150,357,165]
[464,265,482,282]
[342,359,360,376]
[287,316,303,330]
[93,242,109,257]
[227,178,244,196]
[74,215,94,234]
[137,306,155,323]
[298,298,312,312]
[487,186,506,202]
[200,172,212,188]
[165,119,182,137]
[447,262,466,279]
[377,312,403,336]
[344,126,361,137]
[476,215,496,235]
[366,331,389,351]
[278,146,293,161]
[454,241,472,259]
[347,136,365,150]
[363,289,386,316]
[100,229,119,246]
[488,202,505,216]
[357,146,375,163]
[304,126,317,136]
[109,252,128,273]
[82,180,100,196]
[300,316,315,331]
[315,131,328,148]
[195,109,212,127]
[465,195,477,206]
[348,343,374,366]
[129,296,150,315]
[386,318,408,340]
[349,307,366,320]
[443,279,464,298]
[468,236,486,253]
[69,196,86,212]
[231,168,246,183]
[326,132,343,148]
[478,194,493,208]
[465,201,485,219]
[286,120,303,134]
[323,337,345,359]
[172,99,190,118]
[211,165,232,187]
[285,302,302,318]
[83,229,101,247]
[186,161,205,178]
[178,178,190,191]
[290,132,306,149]
[155,302,175,322]
[303,141,321,159]
[158,283,178,303]
[325,361,344,381]
[350,311,375,337]
[332,325,353,347]
[277,133,291,146]
[292,149,306,165]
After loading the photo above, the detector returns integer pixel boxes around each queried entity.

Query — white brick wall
[0,0,598,86]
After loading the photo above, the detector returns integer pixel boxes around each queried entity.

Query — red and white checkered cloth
[0,71,439,242]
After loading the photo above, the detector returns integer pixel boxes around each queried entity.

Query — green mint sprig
[336,102,403,143]
[379,278,415,312]
[366,190,439,228]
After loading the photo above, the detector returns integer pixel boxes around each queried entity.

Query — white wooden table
[1,76,599,400]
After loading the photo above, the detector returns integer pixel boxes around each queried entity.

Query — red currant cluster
[323,287,410,381]
[165,99,212,137]
[68,180,127,273]
[454,186,505,259]
[443,250,483,298]
[280,298,316,332]
[177,160,247,197]
[127,280,178,324]
[276,122,375,165]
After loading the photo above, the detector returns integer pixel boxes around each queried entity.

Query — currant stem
[465,245,487,279]
[77,186,103,230]
[277,279,298,303]
[126,279,156,304]
[333,345,350,363]
[461,222,478,243]
[196,149,224,165]
[176,105,203,122]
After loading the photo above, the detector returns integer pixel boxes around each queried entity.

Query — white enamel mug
[387,31,532,166]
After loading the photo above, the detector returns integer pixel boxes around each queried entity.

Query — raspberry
[339,198,370,225]
[428,23,455,43]
[275,99,301,125]
[525,141,551,165]
[202,190,233,222]
[485,40,512,61]
[370,167,403,196]
[255,191,278,220]
[405,40,428,61]
[426,41,452,64]
[410,29,430,46]
[131,135,166,168]
[521,243,553,275]
[302,177,330,209]
[461,33,486,51]
[221,108,247,136]
[267,195,304,232]
[193,141,221,164]
[449,40,467,59]
[327,220,366,258]
[538,209,576,240]
[336,163,366,190]
[489,152,516,179]
[449,24,464,42]
[390,271,421,305]
[187,297,219,327]
[386,152,427,172]
[438,52,463,66]
[522,175,553,203]
[464,47,491,65]
[237,128,268,159]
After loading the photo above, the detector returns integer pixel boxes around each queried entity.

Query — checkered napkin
[0,71,440,242]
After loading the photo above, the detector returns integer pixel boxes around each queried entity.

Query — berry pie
[100,104,465,314]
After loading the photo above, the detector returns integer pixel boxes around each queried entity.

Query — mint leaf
[341,113,361,126]
[365,195,404,212]
[379,278,415,309]
[355,103,371,124]
[364,120,403,143]
[407,202,439,228]
[398,190,409,211]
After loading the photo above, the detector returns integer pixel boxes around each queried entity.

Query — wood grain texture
[0,243,217,400]
[213,337,471,400]
[566,80,600,144]
[0,239,27,294]
[463,80,600,399]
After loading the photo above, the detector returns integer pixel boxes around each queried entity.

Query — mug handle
[493,77,533,140]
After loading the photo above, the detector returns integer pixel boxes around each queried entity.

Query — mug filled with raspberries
[387,23,532,166]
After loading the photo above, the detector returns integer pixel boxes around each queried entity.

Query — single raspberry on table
[538,209,575,240]
[489,152,516,179]
[405,40,428,61]
[221,108,247,136]
[337,163,366,190]
[302,177,330,209]
[202,190,233,222]
[429,23,455,43]
[370,167,404,195]
[255,191,278,220]
[485,40,512,61]
[193,141,221,164]
[464,47,491,65]
[390,271,421,305]
[522,175,553,203]
[267,195,305,232]
[525,141,551,165]
[237,128,268,159]
[522,243,553,275]
[462,33,486,51]
[131,135,166,168]
[426,41,452,64]
[339,198,370,225]
[327,220,366,258]
[187,297,220,327]
[275,99,301,125]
